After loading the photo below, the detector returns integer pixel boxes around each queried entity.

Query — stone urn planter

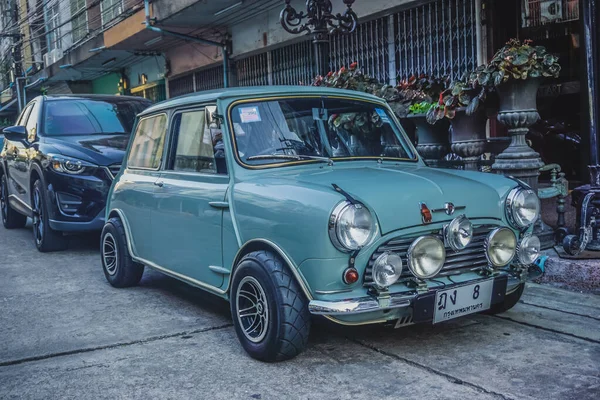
[407,114,449,167]
[449,108,488,171]
[492,78,544,191]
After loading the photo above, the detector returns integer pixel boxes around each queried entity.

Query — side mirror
[2,126,27,143]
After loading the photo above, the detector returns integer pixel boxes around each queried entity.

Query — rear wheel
[100,217,144,288]
[230,251,311,362]
[32,179,68,252]
[486,283,525,315]
[1,174,27,229]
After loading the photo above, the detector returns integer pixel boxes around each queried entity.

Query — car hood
[263,164,516,235]
[41,134,130,166]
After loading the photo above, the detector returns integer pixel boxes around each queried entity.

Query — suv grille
[107,164,122,179]
[363,225,497,285]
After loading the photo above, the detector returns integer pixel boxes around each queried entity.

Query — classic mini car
[0,95,151,251]
[100,86,542,362]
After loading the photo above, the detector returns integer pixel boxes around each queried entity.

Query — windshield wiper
[246,154,334,166]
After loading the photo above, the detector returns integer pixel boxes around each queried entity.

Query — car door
[5,102,35,210]
[151,106,228,289]
[117,113,168,260]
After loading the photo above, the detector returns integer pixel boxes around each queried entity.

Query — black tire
[100,217,144,288]
[32,179,68,252]
[230,251,311,362]
[1,174,27,229]
[486,283,525,315]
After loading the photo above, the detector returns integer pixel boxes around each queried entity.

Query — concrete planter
[449,109,488,171]
[408,114,449,167]
[492,78,544,191]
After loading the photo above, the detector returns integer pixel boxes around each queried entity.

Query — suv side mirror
[2,126,28,144]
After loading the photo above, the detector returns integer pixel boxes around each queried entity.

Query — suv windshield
[229,97,415,166]
[43,98,150,136]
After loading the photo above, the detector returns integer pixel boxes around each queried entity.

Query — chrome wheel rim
[0,177,7,223]
[102,233,118,276]
[236,276,269,343]
[32,188,43,245]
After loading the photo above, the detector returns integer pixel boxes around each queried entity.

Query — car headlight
[372,252,403,288]
[445,215,473,251]
[47,154,97,175]
[517,235,541,265]
[486,227,517,267]
[506,187,540,229]
[407,235,446,279]
[329,201,376,252]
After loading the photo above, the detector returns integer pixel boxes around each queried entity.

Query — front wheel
[486,283,525,315]
[32,179,68,252]
[231,251,311,362]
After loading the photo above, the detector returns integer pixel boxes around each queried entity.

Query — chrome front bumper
[309,274,524,316]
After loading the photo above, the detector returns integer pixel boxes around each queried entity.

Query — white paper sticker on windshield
[239,107,261,123]
[375,108,390,123]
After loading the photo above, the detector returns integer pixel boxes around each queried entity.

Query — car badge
[431,202,466,216]
[420,203,432,224]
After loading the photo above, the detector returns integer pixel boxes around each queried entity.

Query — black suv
[0,95,151,252]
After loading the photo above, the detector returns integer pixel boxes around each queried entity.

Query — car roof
[40,94,151,102]
[139,85,386,116]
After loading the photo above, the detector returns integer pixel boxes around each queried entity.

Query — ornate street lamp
[280,0,358,76]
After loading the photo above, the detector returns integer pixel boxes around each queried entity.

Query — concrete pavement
[0,224,599,399]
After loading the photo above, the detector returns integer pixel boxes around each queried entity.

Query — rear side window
[43,99,149,135]
[127,114,167,169]
[168,109,226,174]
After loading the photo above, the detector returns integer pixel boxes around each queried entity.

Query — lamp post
[280,0,358,76]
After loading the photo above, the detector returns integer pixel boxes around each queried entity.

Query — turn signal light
[343,268,359,284]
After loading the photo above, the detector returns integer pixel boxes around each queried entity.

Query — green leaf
[465,96,480,116]
[445,106,456,119]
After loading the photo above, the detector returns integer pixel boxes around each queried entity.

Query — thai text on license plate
[433,279,494,324]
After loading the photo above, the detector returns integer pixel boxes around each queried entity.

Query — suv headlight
[506,187,540,229]
[47,154,97,175]
[329,201,376,252]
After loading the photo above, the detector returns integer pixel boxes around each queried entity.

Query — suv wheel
[1,174,27,229]
[100,217,144,287]
[32,179,68,252]
[231,251,311,362]
[486,283,525,315]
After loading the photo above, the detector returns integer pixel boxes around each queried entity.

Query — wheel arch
[228,239,314,301]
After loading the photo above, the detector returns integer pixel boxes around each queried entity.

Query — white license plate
[433,279,494,324]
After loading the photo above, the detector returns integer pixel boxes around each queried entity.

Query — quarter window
[128,115,167,169]
[169,110,226,174]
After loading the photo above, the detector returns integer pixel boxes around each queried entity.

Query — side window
[17,104,33,126]
[169,109,226,174]
[127,114,167,169]
[26,102,41,141]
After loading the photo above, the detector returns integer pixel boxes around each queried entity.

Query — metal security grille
[169,74,194,98]
[236,53,269,86]
[394,0,477,80]
[195,65,225,91]
[271,40,315,85]
[329,17,390,82]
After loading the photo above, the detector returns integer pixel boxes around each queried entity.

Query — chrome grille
[107,164,122,179]
[364,225,496,285]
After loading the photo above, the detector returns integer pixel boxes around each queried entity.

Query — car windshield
[43,99,150,136]
[229,97,415,166]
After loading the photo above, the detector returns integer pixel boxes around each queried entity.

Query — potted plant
[426,72,490,170]
[475,39,561,190]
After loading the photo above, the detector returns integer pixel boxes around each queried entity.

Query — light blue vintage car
[100,86,542,362]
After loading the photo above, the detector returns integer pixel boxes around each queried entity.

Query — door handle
[209,201,229,209]
[154,181,164,188]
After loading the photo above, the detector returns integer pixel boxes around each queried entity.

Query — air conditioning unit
[540,1,563,24]
[44,52,52,67]
[51,48,64,64]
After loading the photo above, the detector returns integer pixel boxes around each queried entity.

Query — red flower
[349,62,358,70]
